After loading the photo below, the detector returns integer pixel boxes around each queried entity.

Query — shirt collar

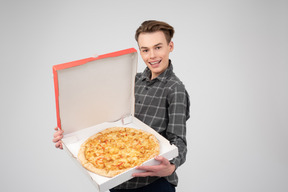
[140,60,173,83]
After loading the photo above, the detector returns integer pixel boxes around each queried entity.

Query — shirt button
[145,87,149,90]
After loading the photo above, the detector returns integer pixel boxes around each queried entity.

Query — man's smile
[149,60,162,66]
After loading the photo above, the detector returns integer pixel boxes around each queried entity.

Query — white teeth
[150,60,160,65]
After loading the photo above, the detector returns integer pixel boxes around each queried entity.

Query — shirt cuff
[169,157,181,170]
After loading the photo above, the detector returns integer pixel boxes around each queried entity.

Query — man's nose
[149,50,156,59]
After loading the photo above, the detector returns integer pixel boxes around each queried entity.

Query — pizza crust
[77,127,160,177]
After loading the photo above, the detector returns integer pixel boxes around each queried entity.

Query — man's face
[138,31,174,79]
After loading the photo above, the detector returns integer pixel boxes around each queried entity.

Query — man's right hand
[53,127,64,149]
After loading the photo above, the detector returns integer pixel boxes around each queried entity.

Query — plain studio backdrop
[0,0,287,192]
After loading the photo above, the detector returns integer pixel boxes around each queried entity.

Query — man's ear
[169,41,174,52]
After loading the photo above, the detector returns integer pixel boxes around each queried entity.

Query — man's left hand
[132,156,175,177]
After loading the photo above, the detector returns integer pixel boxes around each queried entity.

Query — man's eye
[156,46,161,50]
[142,50,148,53]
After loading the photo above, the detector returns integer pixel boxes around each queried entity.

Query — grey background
[0,0,287,192]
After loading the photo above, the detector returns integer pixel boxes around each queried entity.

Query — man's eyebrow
[140,46,148,50]
[140,43,163,49]
[154,43,163,47]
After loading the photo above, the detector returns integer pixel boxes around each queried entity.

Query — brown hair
[135,20,175,43]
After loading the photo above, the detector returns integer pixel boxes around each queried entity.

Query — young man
[53,20,190,192]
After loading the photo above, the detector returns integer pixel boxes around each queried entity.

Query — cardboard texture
[53,48,178,192]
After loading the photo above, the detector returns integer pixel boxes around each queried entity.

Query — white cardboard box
[53,48,178,192]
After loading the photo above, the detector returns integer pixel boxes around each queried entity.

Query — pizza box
[53,48,178,192]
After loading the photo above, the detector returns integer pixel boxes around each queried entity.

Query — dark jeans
[110,178,175,192]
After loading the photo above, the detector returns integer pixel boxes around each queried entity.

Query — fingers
[134,156,168,171]
[53,128,64,142]
[133,163,161,177]
[135,165,157,172]
[132,156,174,177]
[155,156,170,165]
[55,141,63,149]
[53,130,61,139]
[53,127,64,150]
[53,127,63,135]
[132,171,155,177]
[53,129,63,138]
[53,131,63,143]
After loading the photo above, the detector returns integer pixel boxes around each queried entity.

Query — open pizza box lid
[53,48,178,192]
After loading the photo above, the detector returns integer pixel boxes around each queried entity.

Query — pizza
[77,127,160,177]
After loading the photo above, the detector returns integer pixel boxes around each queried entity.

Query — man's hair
[135,20,174,43]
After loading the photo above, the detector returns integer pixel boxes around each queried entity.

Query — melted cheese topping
[84,128,158,171]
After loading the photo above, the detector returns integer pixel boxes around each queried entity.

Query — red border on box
[53,48,137,129]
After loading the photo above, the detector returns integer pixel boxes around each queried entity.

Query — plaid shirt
[114,61,190,189]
